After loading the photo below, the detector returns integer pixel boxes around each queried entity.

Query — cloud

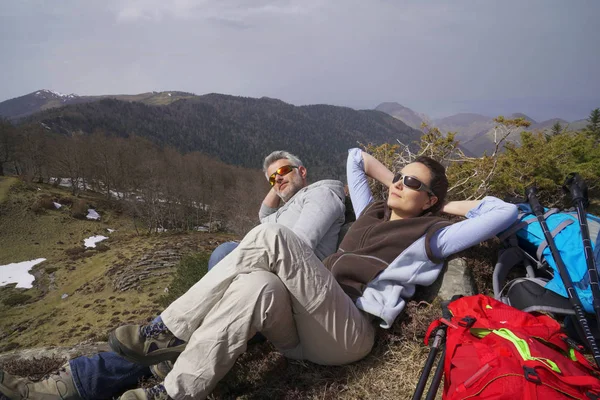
[1,0,599,121]
[111,0,321,23]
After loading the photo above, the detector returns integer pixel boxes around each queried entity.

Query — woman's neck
[390,209,410,220]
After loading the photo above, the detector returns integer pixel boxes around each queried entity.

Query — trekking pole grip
[525,186,543,215]
[563,173,588,207]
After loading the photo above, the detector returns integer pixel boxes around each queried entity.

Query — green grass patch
[157,252,210,307]
[2,292,32,306]
[0,176,18,203]
[0,182,136,265]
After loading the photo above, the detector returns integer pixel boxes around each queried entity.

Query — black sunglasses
[269,165,298,186]
[392,173,434,196]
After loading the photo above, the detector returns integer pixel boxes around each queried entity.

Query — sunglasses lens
[403,176,423,190]
[269,165,296,186]
[277,165,294,176]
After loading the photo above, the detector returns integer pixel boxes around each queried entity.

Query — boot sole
[108,332,185,366]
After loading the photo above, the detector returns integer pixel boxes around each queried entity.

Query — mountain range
[0,90,591,162]
[0,90,422,180]
[374,102,589,155]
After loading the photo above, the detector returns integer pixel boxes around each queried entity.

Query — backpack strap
[493,247,539,299]
[536,218,575,260]
[500,277,575,315]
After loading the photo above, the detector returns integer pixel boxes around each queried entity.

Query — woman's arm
[361,151,395,188]
[429,197,518,260]
[347,148,396,217]
[441,200,482,217]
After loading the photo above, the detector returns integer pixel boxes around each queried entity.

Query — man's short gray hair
[263,151,304,177]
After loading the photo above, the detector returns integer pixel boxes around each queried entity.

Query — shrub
[95,243,110,252]
[71,199,88,219]
[9,179,34,193]
[0,342,20,352]
[58,196,73,206]
[2,293,32,306]
[31,195,57,214]
[65,246,86,257]
[157,252,209,307]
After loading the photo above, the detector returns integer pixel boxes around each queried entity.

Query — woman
[111,148,518,400]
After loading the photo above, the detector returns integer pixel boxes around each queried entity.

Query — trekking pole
[412,326,445,400]
[563,172,600,334]
[424,347,445,400]
[526,186,600,368]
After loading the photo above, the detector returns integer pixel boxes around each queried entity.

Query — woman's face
[387,161,438,219]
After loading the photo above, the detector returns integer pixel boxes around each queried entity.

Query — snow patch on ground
[0,258,46,289]
[107,228,115,233]
[84,235,108,248]
[86,209,100,220]
[54,202,62,209]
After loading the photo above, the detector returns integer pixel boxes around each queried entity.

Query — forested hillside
[19,94,422,179]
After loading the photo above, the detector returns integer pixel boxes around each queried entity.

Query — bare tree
[0,119,17,176]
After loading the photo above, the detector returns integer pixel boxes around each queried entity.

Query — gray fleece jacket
[259,180,346,260]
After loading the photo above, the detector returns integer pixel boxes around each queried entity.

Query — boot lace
[146,384,170,400]
[140,322,170,338]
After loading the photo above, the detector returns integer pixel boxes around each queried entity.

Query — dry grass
[1,356,67,381]
[205,300,443,400]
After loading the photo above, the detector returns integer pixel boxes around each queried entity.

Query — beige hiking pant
[161,223,375,400]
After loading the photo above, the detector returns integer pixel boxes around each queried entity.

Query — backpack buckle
[458,316,476,328]
[562,335,585,352]
[523,366,542,384]
[440,318,458,329]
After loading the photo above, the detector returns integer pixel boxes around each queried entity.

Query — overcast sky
[1,0,599,121]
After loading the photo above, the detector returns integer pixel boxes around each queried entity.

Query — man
[0,151,345,400]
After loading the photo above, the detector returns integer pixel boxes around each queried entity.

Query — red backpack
[424,295,600,399]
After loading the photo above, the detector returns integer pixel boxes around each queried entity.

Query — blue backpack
[493,204,600,315]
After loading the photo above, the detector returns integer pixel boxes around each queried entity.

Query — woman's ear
[423,195,438,211]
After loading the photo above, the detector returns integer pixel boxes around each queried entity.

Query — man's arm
[291,186,345,252]
[258,188,281,221]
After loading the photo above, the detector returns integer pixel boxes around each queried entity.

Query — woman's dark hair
[414,156,448,215]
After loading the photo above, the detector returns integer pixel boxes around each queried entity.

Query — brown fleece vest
[323,201,451,299]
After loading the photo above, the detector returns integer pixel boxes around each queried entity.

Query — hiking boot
[119,384,170,400]
[0,363,81,400]
[149,361,173,381]
[108,322,186,366]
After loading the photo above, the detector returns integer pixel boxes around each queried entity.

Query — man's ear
[423,195,438,211]
[298,166,307,180]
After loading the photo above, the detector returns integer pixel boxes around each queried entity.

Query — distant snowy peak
[34,89,79,101]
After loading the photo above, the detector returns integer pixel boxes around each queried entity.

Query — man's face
[266,159,307,202]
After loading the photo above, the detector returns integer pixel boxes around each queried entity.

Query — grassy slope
[0,179,236,350]
[0,176,16,203]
